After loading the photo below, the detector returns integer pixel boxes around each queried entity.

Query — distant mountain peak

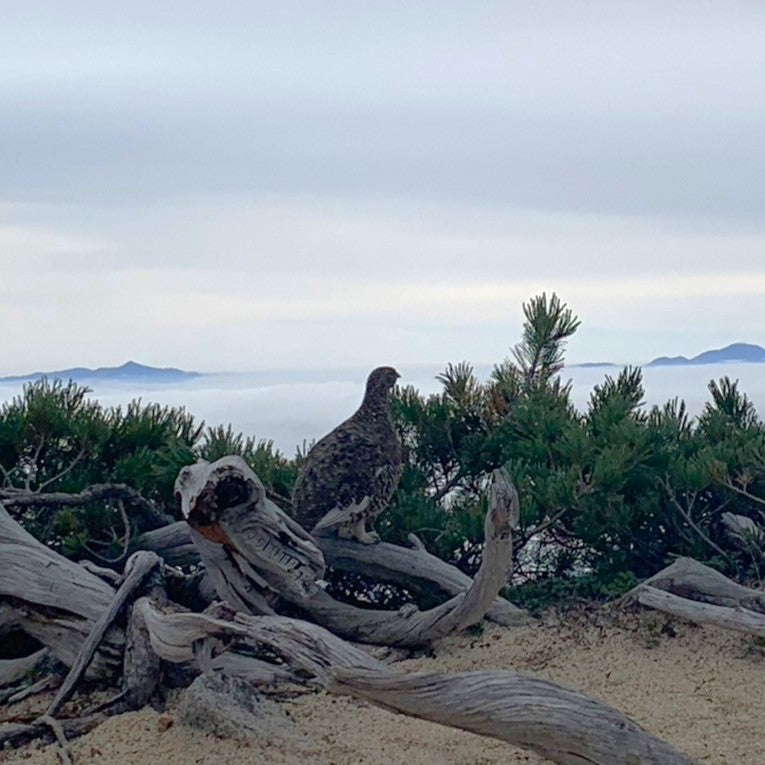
[0,361,200,384]
[648,342,765,367]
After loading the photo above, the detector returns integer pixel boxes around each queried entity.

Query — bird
[292,366,403,544]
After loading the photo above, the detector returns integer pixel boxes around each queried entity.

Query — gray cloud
[2,1,765,374]
[2,2,765,221]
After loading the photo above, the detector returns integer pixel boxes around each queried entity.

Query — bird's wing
[365,462,402,516]
[312,460,401,533]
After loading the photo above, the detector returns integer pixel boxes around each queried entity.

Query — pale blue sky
[2,1,765,373]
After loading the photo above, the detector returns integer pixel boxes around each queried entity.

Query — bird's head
[365,366,401,398]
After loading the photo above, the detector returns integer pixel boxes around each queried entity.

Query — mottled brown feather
[292,366,402,534]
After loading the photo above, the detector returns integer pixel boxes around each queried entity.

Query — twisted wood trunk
[1,486,697,765]
[139,521,527,625]
[175,458,520,646]
[0,505,122,679]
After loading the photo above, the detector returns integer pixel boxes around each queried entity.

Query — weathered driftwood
[46,551,162,716]
[296,471,516,645]
[1,487,696,764]
[618,557,765,636]
[175,456,327,600]
[136,598,697,765]
[721,511,765,556]
[0,505,123,679]
[317,537,527,626]
[139,522,201,567]
[140,520,527,626]
[630,585,765,637]
[619,556,765,612]
[0,648,48,688]
[122,598,162,708]
[175,458,519,646]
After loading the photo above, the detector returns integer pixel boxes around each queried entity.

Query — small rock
[177,674,312,748]
[157,715,174,733]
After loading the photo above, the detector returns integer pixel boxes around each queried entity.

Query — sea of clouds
[1,363,763,456]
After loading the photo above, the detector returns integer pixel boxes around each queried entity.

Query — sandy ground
[3,609,763,765]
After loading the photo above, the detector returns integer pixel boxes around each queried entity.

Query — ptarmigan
[292,366,402,544]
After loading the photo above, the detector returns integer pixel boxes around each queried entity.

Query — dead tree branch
[46,551,161,717]
[135,599,697,765]
[0,484,172,529]
[617,556,765,636]
[176,458,522,646]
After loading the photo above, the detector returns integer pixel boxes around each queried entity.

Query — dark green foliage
[0,380,295,562]
[385,293,765,599]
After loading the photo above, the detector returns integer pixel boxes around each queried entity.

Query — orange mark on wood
[192,521,232,546]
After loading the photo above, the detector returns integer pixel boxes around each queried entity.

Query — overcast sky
[2,1,765,374]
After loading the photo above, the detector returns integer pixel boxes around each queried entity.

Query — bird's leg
[338,518,380,545]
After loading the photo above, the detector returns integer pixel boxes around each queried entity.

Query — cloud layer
[2,2,765,373]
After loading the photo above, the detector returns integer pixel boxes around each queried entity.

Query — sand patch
[3,610,762,764]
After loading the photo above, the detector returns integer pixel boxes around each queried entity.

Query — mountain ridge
[648,342,765,367]
[0,361,200,383]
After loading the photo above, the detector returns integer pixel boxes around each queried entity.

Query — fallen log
[140,521,527,626]
[317,537,528,626]
[0,490,698,765]
[293,473,516,645]
[139,522,201,567]
[47,551,162,716]
[618,557,765,612]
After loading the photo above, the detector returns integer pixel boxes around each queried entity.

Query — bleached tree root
[176,458,520,646]
[0,492,696,765]
[141,480,528,628]
[316,537,528,626]
[141,521,526,626]
[140,520,527,626]
[136,598,698,765]
[46,551,162,716]
[0,506,123,679]
[294,482,515,645]
[618,557,765,636]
